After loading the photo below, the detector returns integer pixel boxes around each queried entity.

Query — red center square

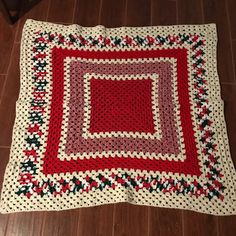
[43,47,201,176]
[89,78,155,134]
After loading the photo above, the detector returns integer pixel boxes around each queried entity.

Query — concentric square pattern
[44,47,200,175]
[1,20,235,215]
[87,75,157,135]
[59,58,183,161]
[81,73,162,140]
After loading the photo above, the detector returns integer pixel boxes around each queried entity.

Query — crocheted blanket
[0,20,235,215]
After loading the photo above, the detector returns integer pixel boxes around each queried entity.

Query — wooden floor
[0,0,235,235]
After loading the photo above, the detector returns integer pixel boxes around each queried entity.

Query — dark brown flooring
[0,0,236,235]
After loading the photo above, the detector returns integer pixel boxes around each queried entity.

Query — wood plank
[77,205,114,236]
[74,0,101,26]
[0,44,20,146]
[151,0,177,25]
[149,208,183,236]
[177,0,203,24]
[41,210,80,236]
[232,40,236,79]
[226,0,236,40]
[203,0,235,83]
[125,0,151,26]
[0,211,8,236]
[100,0,126,27]
[15,0,50,43]
[0,13,17,74]
[0,148,10,236]
[0,147,10,191]
[218,216,236,236]
[47,0,76,24]
[183,211,218,236]
[0,75,6,101]
[5,212,44,236]
[113,203,149,236]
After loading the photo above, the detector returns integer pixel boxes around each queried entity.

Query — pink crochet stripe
[64,60,180,157]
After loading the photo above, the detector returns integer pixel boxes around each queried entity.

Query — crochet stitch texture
[0,19,235,215]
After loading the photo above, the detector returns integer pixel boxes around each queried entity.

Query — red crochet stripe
[42,47,201,176]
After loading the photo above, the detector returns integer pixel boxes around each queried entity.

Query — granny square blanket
[0,19,235,215]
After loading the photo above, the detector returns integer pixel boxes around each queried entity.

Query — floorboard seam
[46,0,52,21]
[124,0,128,26]
[111,204,116,236]
[225,0,236,82]
[0,20,20,106]
[98,0,103,25]
[200,0,205,23]
[216,216,220,236]
[181,210,185,236]
[221,81,236,85]
[150,0,153,26]
[176,0,179,24]
[71,0,77,24]
[147,206,150,236]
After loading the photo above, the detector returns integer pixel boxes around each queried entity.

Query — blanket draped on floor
[0,20,235,215]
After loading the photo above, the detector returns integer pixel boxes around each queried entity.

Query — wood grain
[177,0,204,24]
[0,148,9,190]
[151,0,177,25]
[149,208,183,236]
[125,0,151,26]
[47,0,76,24]
[113,203,149,236]
[0,213,8,236]
[0,75,6,102]
[0,44,20,146]
[226,0,236,40]
[232,40,236,75]
[15,0,50,43]
[77,205,114,236]
[0,13,17,74]
[5,212,44,236]
[182,211,218,236]
[41,210,80,236]
[100,0,126,27]
[74,0,101,26]
[203,0,235,83]
[218,215,236,236]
